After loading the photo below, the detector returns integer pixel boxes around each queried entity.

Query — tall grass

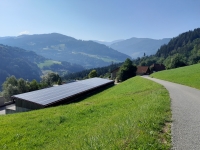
[0,77,171,149]
[151,63,200,89]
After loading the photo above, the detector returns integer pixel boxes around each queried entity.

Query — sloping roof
[111,67,120,73]
[12,78,114,107]
[136,66,150,74]
[150,64,165,71]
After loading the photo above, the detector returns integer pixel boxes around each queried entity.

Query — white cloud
[18,31,30,35]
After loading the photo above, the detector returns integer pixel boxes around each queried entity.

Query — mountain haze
[93,39,124,46]
[109,37,171,58]
[0,33,130,68]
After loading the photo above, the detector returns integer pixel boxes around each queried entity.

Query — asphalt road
[142,76,200,150]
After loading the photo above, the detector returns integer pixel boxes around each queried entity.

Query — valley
[0,28,200,150]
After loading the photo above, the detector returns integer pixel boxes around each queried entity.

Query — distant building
[150,64,166,72]
[136,66,150,75]
[111,67,120,80]
[0,97,5,106]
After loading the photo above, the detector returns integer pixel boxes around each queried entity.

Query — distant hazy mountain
[93,39,124,46]
[0,36,14,40]
[0,33,130,68]
[109,37,171,58]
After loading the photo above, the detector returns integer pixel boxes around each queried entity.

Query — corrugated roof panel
[12,78,114,106]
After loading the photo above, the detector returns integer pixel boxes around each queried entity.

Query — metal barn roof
[12,78,114,107]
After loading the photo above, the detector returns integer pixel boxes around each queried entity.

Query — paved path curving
[142,76,200,150]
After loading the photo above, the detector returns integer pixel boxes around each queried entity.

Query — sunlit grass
[37,60,61,69]
[0,77,171,149]
[151,63,200,89]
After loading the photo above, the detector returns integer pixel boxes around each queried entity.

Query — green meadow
[37,60,61,69]
[0,77,171,149]
[151,63,200,90]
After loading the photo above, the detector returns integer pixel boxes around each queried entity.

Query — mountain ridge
[133,28,200,68]
[0,33,130,68]
[109,37,171,58]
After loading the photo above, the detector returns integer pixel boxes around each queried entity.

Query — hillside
[133,28,200,68]
[0,33,130,68]
[0,77,171,149]
[151,63,200,90]
[109,37,170,58]
[0,44,84,90]
[0,44,42,90]
[37,60,84,76]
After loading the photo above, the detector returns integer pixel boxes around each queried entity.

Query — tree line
[63,62,122,81]
[69,58,137,82]
[1,73,62,102]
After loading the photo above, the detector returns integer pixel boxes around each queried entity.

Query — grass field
[37,60,61,69]
[151,63,200,90]
[78,52,121,63]
[0,77,171,149]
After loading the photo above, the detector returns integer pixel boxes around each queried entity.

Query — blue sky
[0,0,200,41]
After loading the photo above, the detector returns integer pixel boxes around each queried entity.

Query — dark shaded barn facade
[11,78,114,113]
[150,63,166,72]
[136,66,150,75]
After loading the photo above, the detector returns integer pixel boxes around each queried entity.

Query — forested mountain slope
[0,33,130,68]
[133,28,200,68]
[0,44,84,90]
[0,44,42,90]
[109,37,170,58]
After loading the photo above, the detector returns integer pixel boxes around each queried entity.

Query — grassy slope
[37,60,61,69]
[0,77,171,149]
[151,63,200,90]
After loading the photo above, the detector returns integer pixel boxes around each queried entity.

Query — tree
[2,76,18,88]
[88,70,97,78]
[41,72,61,86]
[18,78,29,93]
[29,79,39,91]
[57,78,62,85]
[170,55,186,69]
[117,58,137,81]
[2,76,19,101]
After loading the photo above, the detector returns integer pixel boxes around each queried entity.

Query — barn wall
[15,99,44,112]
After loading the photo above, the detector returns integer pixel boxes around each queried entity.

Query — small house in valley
[150,64,165,72]
[136,66,150,75]
[0,97,5,107]
[111,67,120,80]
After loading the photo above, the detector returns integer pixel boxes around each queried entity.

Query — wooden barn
[136,66,150,75]
[150,64,166,72]
[111,67,120,80]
